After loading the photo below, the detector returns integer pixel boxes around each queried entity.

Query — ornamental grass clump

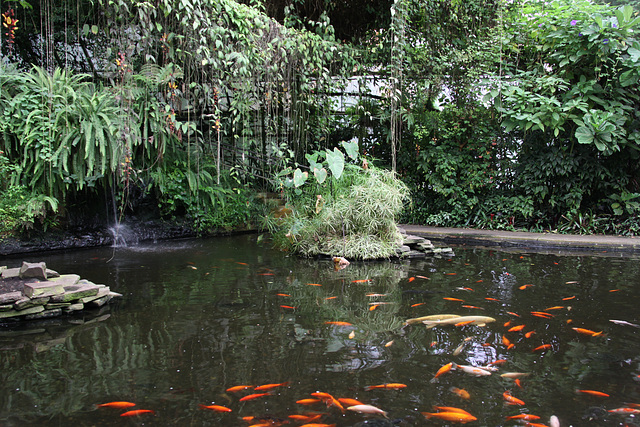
[270,146,409,260]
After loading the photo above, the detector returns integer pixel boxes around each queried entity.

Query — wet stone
[0,305,44,319]
[395,245,411,254]
[63,303,84,313]
[48,274,81,287]
[1,268,20,280]
[403,250,427,258]
[50,283,100,303]
[81,287,110,304]
[19,261,48,280]
[14,296,50,310]
[23,282,64,298]
[45,302,71,310]
[403,235,426,245]
[25,308,62,320]
[0,304,12,312]
[0,291,23,305]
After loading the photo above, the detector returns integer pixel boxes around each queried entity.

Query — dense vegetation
[0,0,639,243]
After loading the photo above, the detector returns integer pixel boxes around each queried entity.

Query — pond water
[1,234,640,426]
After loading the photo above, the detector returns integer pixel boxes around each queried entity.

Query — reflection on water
[1,235,640,426]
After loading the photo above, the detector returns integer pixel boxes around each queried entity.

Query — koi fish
[445,272,457,275]
[443,297,465,302]
[338,397,364,406]
[255,382,290,391]
[408,276,415,282]
[369,304,379,311]
[288,414,323,422]
[199,404,232,412]
[455,320,475,327]
[462,305,484,310]
[608,407,640,414]
[519,284,534,290]
[347,404,388,417]
[532,344,552,352]
[351,279,371,283]
[545,306,564,311]
[609,319,640,328]
[524,423,551,427]
[449,387,471,400]
[572,327,603,337]
[96,401,136,408]
[348,330,355,339]
[411,303,425,307]
[458,287,474,291]
[432,362,453,382]
[365,383,407,390]
[505,414,540,421]
[514,378,523,388]
[385,340,394,347]
[525,330,536,338]
[296,398,322,405]
[503,390,525,405]
[433,406,474,415]
[416,275,430,280]
[507,311,521,317]
[325,296,337,300]
[405,314,461,325]
[485,297,501,301]
[325,321,352,326]
[366,293,387,297]
[549,415,560,427]
[501,372,530,378]
[236,262,249,266]
[453,363,492,376]
[280,305,296,309]
[489,359,507,366]
[422,411,477,423]
[562,295,576,300]
[311,392,344,412]
[307,283,322,286]
[226,385,253,392]
[239,392,272,401]
[422,316,496,329]
[531,311,554,318]
[277,293,291,297]
[298,424,335,427]
[258,272,274,276]
[577,389,609,397]
[508,324,526,332]
[120,409,155,417]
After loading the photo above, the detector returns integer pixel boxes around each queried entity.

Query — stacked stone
[0,262,122,321]
[395,229,454,259]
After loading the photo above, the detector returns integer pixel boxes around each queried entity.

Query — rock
[25,308,62,320]
[48,274,81,286]
[63,302,84,313]
[0,305,44,319]
[416,240,435,250]
[23,282,65,298]
[46,269,60,278]
[395,245,411,254]
[0,291,23,304]
[402,250,427,258]
[1,268,20,279]
[403,235,426,245]
[49,282,99,303]
[14,296,50,310]
[19,261,48,280]
[0,304,12,312]
[80,287,110,304]
[45,302,72,309]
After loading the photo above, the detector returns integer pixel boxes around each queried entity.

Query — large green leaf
[325,148,345,180]
[340,140,359,161]
[313,167,327,184]
[293,168,308,187]
[575,126,594,145]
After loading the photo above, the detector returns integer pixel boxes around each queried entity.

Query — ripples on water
[1,235,640,426]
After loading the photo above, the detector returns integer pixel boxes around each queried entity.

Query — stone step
[23,281,65,298]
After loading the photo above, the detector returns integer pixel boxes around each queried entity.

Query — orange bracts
[508,324,526,332]
[365,383,407,390]
[255,382,290,391]
[199,404,232,412]
[503,390,525,406]
[226,385,253,392]
[572,327,604,337]
[577,389,610,397]
[120,409,155,417]
[532,344,552,352]
[96,401,136,408]
[239,392,272,401]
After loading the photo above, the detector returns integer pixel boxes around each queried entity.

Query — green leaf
[575,126,594,145]
[325,147,345,179]
[313,167,327,184]
[293,168,308,187]
[340,140,359,160]
[91,25,98,35]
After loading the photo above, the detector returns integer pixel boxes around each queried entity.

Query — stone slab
[25,308,62,320]
[0,305,44,319]
[48,274,81,286]
[14,296,50,310]
[45,302,72,309]
[89,295,111,307]
[63,302,84,313]
[19,261,47,280]
[1,268,20,279]
[23,282,65,298]
[403,235,427,245]
[80,287,110,304]
[45,269,60,278]
[50,283,100,303]
[0,291,23,305]
[402,250,427,258]
[0,304,13,312]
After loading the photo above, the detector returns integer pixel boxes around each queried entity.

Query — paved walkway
[400,225,640,254]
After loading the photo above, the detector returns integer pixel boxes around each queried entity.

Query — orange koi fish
[351,279,371,283]
[449,387,471,400]
[532,344,552,352]
[503,390,525,405]
[255,382,290,391]
[504,320,512,327]
[577,389,609,397]
[236,262,249,266]
[455,320,476,327]
[562,295,576,300]
[226,385,253,392]
[311,392,344,411]
[338,397,364,406]
[545,306,564,311]
[288,414,323,422]
[507,311,521,317]
[324,321,352,326]
[280,305,296,309]
[445,272,457,275]
[365,383,407,390]
[433,406,473,415]
[508,324,526,332]
[422,411,477,423]
[296,398,322,405]
[476,279,484,282]
[239,392,272,401]
[489,359,507,366]
[298,424,336,427]
[485,297,501,301]
[443,297,465,302]
[199,404,232,412]
[572,327,604,337]
[461,305,484,310]
[366,293,387,297]
[514,378,523,388]
[433,362,454,380]
[120,409,155,417]
[531,311,554,318]
[96,401,136,408]
[416,275,430,280]
[408,276,415,282]
[325,296,338,300]
[369,304,379,311]
[258,272,274,276]
[524,423,551,427]
[519,284,534,290]
[525,331,536,338]
[276,293,291,297]
[506,414,540,421]
[307,283,322,286]
[608,407,640,414]
[502,335,511,347]
[411,303,425,307]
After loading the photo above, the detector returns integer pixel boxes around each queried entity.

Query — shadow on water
[1,234,640,426]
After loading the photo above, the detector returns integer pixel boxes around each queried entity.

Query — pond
[1,234,640,426]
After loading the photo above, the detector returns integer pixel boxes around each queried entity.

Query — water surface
[1,235,640,426]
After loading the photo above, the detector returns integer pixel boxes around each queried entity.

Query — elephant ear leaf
[340,140,359,161]
[293,168,308,187]
[325,148,345,180]
[313,167,327,184]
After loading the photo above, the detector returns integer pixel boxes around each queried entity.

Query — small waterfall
[109,223,134,247]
